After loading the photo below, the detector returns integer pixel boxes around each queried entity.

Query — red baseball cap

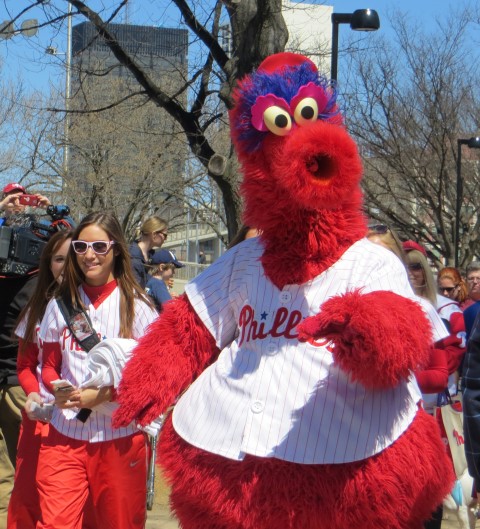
[3,183,26,195]
[402,240,427,258]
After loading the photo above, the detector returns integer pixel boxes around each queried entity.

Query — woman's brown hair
[59,211,153,338]
[18,230,73,353]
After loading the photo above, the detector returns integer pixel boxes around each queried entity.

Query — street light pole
[455,136,480,267]
[331,9,380,82]
[63,2,73,180]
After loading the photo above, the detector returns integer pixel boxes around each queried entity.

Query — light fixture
[331,9,380,81]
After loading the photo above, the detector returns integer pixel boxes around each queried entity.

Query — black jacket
[0,274,37,385]
[462,311,480,486]
[128,242,151,289]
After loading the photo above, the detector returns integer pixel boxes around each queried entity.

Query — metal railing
[175,261,209,281]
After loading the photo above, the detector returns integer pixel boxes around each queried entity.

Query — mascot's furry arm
[297,290,432,389]
[113,294,218,427]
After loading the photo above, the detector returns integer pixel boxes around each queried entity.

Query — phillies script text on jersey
[238,304,333,350]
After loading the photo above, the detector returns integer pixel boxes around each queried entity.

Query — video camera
[0,206,73,276]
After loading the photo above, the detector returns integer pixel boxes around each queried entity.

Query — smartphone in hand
[51,379,74,392]
[18,194,40,207]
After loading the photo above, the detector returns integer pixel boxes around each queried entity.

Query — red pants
[36,427,147,529]
[7,412,44,529]
[8,415,97,529]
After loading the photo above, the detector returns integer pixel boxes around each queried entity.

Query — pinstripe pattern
[16,317,54,403]
[176,237,445,463]
[38,286,157,442]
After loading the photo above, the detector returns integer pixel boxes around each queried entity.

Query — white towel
[80,338,164,436]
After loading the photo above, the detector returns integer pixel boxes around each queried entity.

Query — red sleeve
[17,339,40,395]
[415,347,448,394]
[437,333,466,374]
[41,341,63,395]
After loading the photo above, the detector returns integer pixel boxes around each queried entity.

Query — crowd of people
[0,184,184,529]
[366,223,480,529]
[1,183,480,528]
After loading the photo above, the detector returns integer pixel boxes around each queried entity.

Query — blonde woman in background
[404,244,466,385]
[368,230,454,529]
[128,216,168,288]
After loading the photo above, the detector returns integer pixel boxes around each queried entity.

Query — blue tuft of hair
[233,62,339,153]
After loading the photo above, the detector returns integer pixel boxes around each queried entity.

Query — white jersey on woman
[16,316,54,403]
[38,285,157,443]
[175,237,448,464]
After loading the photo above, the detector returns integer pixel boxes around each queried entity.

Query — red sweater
[17,339,40,395]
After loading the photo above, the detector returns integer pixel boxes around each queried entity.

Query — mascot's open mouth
[305,154,336,182]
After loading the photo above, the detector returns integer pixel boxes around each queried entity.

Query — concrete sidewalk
[145,471,179,529]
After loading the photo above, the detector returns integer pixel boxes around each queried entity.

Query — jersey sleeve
[184,245,243,350]
[38,298,65,345]
[361,244,416,297]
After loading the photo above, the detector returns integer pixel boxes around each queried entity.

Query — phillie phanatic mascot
[114,52,453,529]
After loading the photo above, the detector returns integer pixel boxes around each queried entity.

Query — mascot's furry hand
[297,289,432,388]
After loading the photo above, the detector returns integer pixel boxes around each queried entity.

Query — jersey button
[251,401,264,413]
[279,291,291,304]
[266,343,277,356]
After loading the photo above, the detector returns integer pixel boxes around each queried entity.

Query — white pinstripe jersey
[176,237,448,464]
[16,316,54,403]
[38,286,157,442]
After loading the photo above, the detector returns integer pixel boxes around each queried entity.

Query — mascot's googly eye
[251,94,291,134]
[293,97,318,126]
[263,106,292,136]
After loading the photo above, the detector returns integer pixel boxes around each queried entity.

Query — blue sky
[0,0,475,95]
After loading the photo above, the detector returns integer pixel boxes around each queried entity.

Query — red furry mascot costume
[114,52,453,529]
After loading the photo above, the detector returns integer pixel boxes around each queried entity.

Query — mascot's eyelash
[251,83,336,134]
[234,64,341,151]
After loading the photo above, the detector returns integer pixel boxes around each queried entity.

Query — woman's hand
[25,392,43,419]
[54,386,80,409]
[77,386,113,409]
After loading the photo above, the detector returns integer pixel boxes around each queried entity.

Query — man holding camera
[0,182,58,528]
[0,183,51,224]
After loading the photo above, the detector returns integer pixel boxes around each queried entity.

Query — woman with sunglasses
[403,244,467,529]
[129,215,169,288]
[36,212,157,529]
[404,245,466,373]
[367,228,451,391]
[437,267,469,310]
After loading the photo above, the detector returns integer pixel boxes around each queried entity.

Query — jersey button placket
[266,343,278,356]
[251,401,264,413]
[279,290,291,304]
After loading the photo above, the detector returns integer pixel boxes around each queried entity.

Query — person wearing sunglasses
[402,243,467,529]
[36,212,157,529]
[403,243,466,370]
[437,267,469,309]
[128,216,169,289]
